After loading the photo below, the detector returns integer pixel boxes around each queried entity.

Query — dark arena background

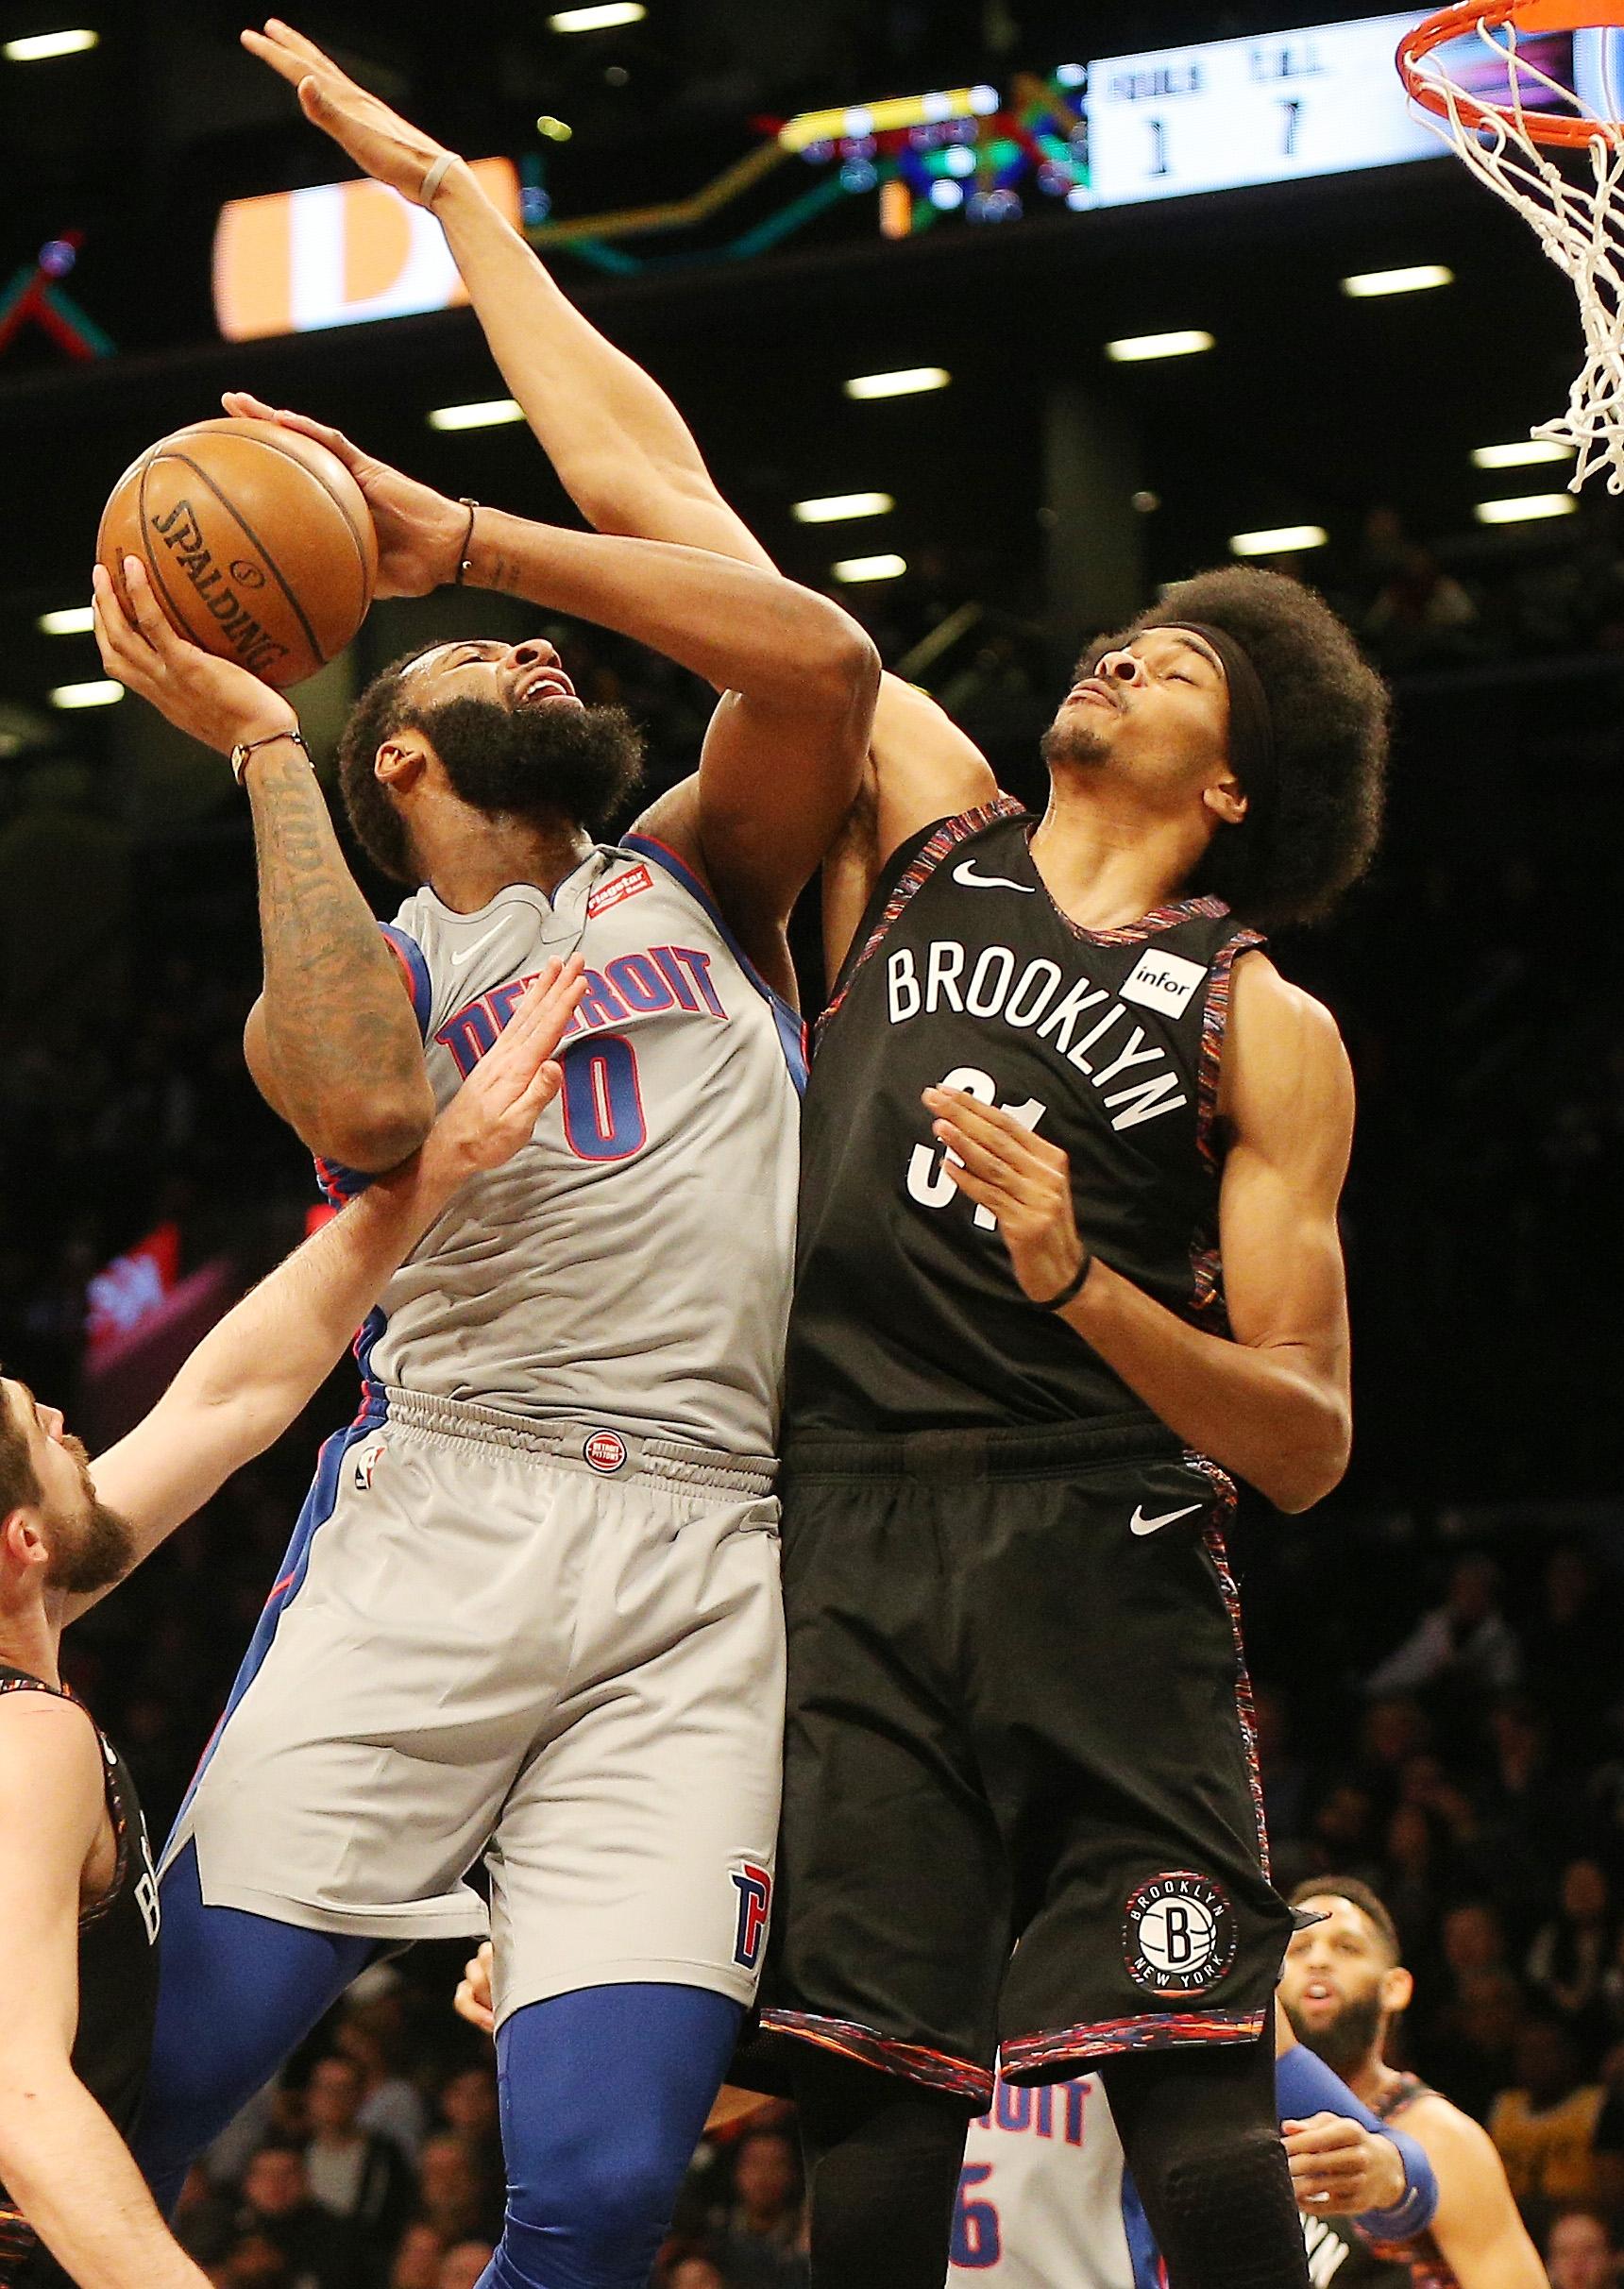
[2,4,1622,2284]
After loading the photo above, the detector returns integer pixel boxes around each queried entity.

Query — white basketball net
[1412,19,1624,491]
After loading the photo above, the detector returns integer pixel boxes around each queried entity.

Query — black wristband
[453,498,479,585]
[1036,1249,1093,1313]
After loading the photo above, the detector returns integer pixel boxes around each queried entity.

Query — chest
[426,873,753,1105]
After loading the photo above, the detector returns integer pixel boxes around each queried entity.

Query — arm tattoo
[247,752,429,1154]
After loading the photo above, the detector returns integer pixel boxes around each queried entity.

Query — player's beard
[1287,1986,1385,2078]
[1040,709,1112,772]
[411,693,647,840]
[42,1433,136,1595]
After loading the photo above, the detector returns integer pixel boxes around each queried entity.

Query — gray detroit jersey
[342,837,804,1457]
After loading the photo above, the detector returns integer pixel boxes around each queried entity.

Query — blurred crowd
[0,575,1620,2285]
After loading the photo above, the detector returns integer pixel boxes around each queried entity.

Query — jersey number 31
[907,1064,1047,1229]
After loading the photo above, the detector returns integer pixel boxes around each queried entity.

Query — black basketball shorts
[753,1418,1294,2111]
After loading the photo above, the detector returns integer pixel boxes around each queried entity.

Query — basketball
[96,415,379,688]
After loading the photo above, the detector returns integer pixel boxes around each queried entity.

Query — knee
[1154,2121,1287,2220]
[501,2127,680,2289]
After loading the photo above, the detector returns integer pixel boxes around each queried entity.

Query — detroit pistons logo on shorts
[584,1429,628,1474]
[1123,1872,1237,1998]
[730,1861,773,1971]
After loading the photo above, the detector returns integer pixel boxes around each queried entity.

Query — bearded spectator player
[1281,1879,1547,2289]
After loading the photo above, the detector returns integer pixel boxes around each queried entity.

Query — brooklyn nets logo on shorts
[1122,1872,1237,1997]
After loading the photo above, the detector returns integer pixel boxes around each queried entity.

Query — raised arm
[924,953,1354,1513]
[92,559,433,1172]
[239,20,992,951]
[77,961,583,1613]
[0,1697,211,2289]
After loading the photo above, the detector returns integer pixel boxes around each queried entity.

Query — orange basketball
[97,416,380,688]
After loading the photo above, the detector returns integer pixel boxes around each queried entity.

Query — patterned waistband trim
[756,2008,993,2107]
[1000,2006,1266,2081]
[383,1390,777,1496]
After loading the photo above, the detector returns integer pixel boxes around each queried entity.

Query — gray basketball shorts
[162,1390,786,2023]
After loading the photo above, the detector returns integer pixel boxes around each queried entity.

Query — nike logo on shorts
[952,859,1035,893]
[1129,1501,1202,1536]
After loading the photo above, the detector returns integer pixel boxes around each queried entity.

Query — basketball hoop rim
[1397,0,1624,145]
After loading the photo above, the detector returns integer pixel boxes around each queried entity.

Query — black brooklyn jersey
[0,1670,160,2287]
[787,801,1264,1435]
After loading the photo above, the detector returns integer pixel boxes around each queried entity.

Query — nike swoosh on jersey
[1129,1501,1203,1536]
[952,859,1036,893]
[448,931,506,970]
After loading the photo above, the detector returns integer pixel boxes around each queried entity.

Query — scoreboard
[1080,12,1442,209]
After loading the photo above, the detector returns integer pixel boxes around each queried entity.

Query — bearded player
[0,964,581,2289]
[948,1994,1450,2289]
[93,254,877,2289]
[1279,1880,1546,2289]
[241,26,1381,2289]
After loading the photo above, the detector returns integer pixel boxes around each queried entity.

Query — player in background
[448,1948,1440,2289]
[1278,1880,1546,2289]
[235,28,1385,2289]
[0,964,582,2289]
[947,2000,1444,2289]
[96,69,879,2289]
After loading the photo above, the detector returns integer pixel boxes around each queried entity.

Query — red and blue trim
[999,2005,1268,2080]
[621,833,809,1094]
[1121,2171,1168,2289]
[819,796,1027,1037]
[164,1312,389,1857]
[380,924,432,1039]
[757,2006,994,2107]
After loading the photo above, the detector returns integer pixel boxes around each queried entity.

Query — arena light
[1474,492,1579,524]
[38,603,94,636]
[428,398,526,432]
[832,552,907,583]
[1104,330,1214,363]
[1340,263,1454,297]
[843,366,950,400]
[1229,524,1328,556]
[548,3,645,28]
[792,491,893,524]
[1471,439,1576,468]
[4,27,98,59]
[50,678,123,709]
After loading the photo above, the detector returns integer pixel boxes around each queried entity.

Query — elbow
[1262,1382,1354,1510]
[1262,1396,1351,1516]
[795,590,881,693]
[299,1084,435,1177]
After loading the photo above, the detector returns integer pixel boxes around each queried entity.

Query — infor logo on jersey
[1123,1872,1237,1996]
[731,1861,773,1970]
[1120,948,1208,1019]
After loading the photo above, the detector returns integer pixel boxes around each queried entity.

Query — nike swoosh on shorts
[1129,1501,1202,1536]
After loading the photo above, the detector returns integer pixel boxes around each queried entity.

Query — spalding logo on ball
[97,416,379,688]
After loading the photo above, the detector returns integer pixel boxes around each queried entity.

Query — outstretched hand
[220,391,465,598]
[1283,2112,1407,2216]
[422,958,586,1186]
[241,18,465,210]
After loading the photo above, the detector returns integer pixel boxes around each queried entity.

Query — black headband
[1156,619,1277,821]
